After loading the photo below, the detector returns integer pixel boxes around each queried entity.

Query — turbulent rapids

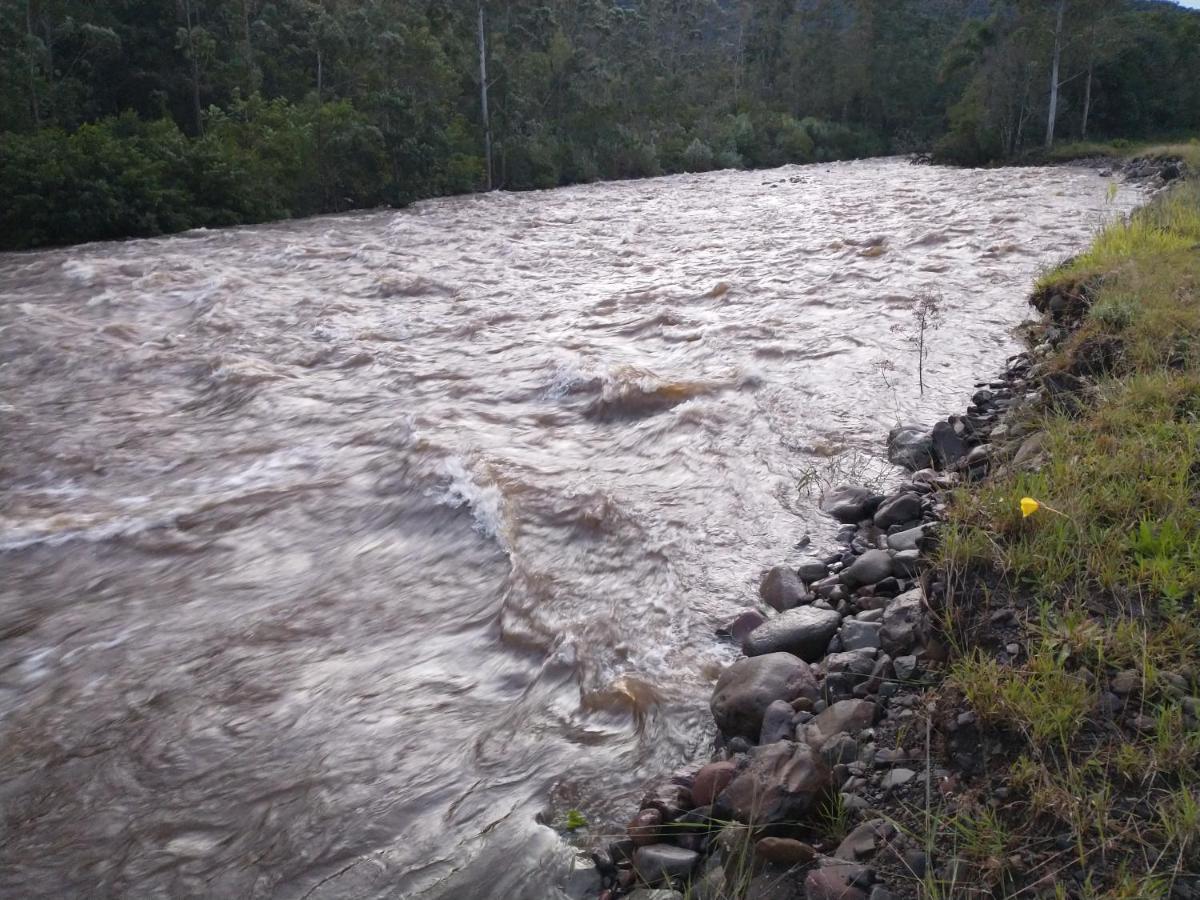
[0,160,1139,898]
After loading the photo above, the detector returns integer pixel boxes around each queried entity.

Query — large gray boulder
[715,741,834,828]
[711,653,819,739]
[887,425,934,471]
[743,607,842,661]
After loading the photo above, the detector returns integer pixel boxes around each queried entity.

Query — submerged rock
[711,653,819,739]
[743,607,842,661]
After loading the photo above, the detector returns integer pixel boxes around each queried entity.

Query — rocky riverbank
[586,163,1190,900]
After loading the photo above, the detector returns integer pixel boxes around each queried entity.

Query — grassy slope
[931,150,1200,897]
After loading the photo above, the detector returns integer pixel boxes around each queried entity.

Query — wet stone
[743,607,842,662]
[839,550,893,590]
[634,844,699,884]
[761,565,808,613]
[711,652,819,739]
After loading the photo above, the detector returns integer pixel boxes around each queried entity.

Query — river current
[0,160,1138,898]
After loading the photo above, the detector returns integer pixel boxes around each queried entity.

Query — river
[0,159,1138,898]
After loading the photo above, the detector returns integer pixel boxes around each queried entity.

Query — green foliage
[0,0,1198,247]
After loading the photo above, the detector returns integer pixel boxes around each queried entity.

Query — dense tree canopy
[1,0,1197,249]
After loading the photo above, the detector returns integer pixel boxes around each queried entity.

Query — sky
[1174,0,1200,8]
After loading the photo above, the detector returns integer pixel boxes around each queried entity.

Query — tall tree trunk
[477,2,493,192]
[24,0,41,126]
[1080,41,1095,140]
[241,0,256,94]
[1045,0,1066,150]
[182,0,203,134]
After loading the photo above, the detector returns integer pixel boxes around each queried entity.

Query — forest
[1,0,1198,249]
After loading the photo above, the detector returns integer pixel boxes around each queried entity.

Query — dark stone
[887,425,934,471]
[821,485,877,524]
[633,844,700,885]
[881,589,924,656]
[839,550,893,589]
[640,783,693,822]
[761,565,808,612]
[835,818,897,862]
[840,620,882,651]
[715,741,834,828]
[692,762,739,807]
[755,837,817,866]
[931,419,966,469]
[797,557,829,582]
[711,653,820,739]
[760,699,798,745]
[743,607,842,662]
[873,493,923,530]
[718,609,767,643]
[801,699,877,750]
[886,523,932,553]
[628,808,663,846]
[805,864,870,900]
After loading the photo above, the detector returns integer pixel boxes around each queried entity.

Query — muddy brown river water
[0,160,1138,898]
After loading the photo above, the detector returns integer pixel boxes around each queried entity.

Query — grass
[925,167,1200,896]
[1042,138,1200,171]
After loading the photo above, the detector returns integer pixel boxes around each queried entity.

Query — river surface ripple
[0,160,1139,898]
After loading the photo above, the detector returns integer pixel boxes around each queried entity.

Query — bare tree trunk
[1045,0,1066,150]
[477,2,493,192]
[241,0,256,94]
[182,0,203,134]
[316,46,326,206]
[24,0,41,126]
[1081,43,1095,140]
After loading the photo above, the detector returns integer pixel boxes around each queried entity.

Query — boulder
[711,653,819,739]
[872,493,923,530]
[820,485,876,524]
[634,845,700,885]
[801,699,878,750]
[715,741,834,828]
[760,566,807,612]
[743,607,842,662]
[891,549,920,578]
[839,550,893,590]
[887,426,933,471]
[930,420,966,470]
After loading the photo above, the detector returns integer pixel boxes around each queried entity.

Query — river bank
[590,151,1199,900]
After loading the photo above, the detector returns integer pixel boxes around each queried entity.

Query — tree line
[1,0,1197,250]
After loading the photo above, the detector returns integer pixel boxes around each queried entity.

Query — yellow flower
[1020,497,1041,518]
